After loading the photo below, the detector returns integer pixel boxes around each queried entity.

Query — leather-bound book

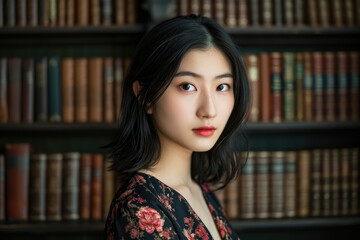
[115,0,125,25]
[77,0,89,26]
[90,0,100,26]
[66,0,75,26]
[322,149,332,216]
[349,148,359,215]
[5,0,15,26]
[319,0,329,27]
[88,57,103,122]
[332,0,343,27]
[75,58,88,122]
[284,151,297,218]
[294,0,304,26]
[337,52,349,121]
[46,153,63,221]
[284,0,294,26]
[259,52,271,122]
[0,0,3,27]
[5,143,30,221]
[310,149,322,217]
[48,0,57,26]
[102,0,112,25]
[269,151,285,218]
[27,0,38,27]
[238,0,248,27]
[125,0,136,24]
[91,154,103,220]
[349,52,359,120]
[324,52,336,121]
[273,0,283,27]
[239,151,255,219]
[330,149,340,216]
[16,0,27,27]
[313,52,324,122]
[254,151,269,219]
[80,153,92,220]
[297,150,310,217]
[61,58,75,123]
[270,52,282,123]
[261,0,272,26]
[114,58,124,120]
[295,52,304,121]
[38,0,49,27]
[344,0,355,26]
[8,58,22,123]
[104,57,114,123]
[58,0,66,26]
[303,52,313,121]
[48,56,62,123]
[226,0,236,27]
[22,58,34,123]
[283,52,296,122]
[340,148,350,215]
[213,0,224,25]
[246,54,259,122]
[0,58,8,123]
[202,0,212,18]
[35,57,48,123]
[249,0,259,26]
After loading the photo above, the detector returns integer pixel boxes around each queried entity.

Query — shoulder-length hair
[106,15,249,189]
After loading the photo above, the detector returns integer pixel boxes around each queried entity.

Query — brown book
[22,58,35,123]
[324,52,336,121]
[190,0,200,15]
[297,150,310,217]
[313,52,324,122]
[238,0,248,27]
[322,149,331,216]
[295,53,304,121]
[349,148,359,215]
[330,149,340,216]
[259,52,271,122]
[88,58,103,122]
[115,0,125,25]
[5,143,30,221]
[61,58,75,123]
[271,52,282,122]
[202,0,212,18]
[103,159,115,219]
[80,153,92,220]
[340,148,350,215]
[114,58,124,120]
[310,149,322,217]
[332,0,343,27]
[66,0,75,26]
[77,0,89,26]
[284,151,297,218]
[240,151,255,219]
[254,151,269,218]
[0,155,4,220]
[213,0,224,25]
[269,151,285,218]
[90,0,100,26]
[38,0,49,27]
[344,0,355,26]
[224,176,239,219]
[49,0,57,26]
[27,0,38,26]
[62,152,80,220]
[337,52,349,121]
[29,154,47,221]
[303,52,313,121]
[308,0,318,27]
[104,57,114,123]
[16,0,27,27]
[35,57,48,123]
[91,154,103,220]
[0,58,8,123]
[246,54,259,122]
[226,0,236,27]
[261,0,272,26]
[319,0,329,27]
[8,58,22,123]
[349,51,359,120]
[125,0,136,24]
[75,58,88,122]
[284,0,294,26]
[46,153,63,221]
[283,52,296,122]
[58,0,66,26]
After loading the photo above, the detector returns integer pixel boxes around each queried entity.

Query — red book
[91,154,103,220]
[259,53,271,122]
[297,150,310,217]
[61,58,75,123]
[5,143,30,221]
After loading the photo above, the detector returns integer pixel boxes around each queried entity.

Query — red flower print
[183,229,196,240]
[216,217,228,238]
[130,228,139,238]
[184,217,194,229]
[162,230,170,239]
[136,207,164,234]
[195,225,209,240]
[135,175,146,183]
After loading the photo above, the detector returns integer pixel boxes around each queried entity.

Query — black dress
[104,172,240,240]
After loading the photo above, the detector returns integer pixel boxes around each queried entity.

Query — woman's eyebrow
[174,71,233,79]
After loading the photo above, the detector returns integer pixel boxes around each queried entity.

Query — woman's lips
[192,127,216,137]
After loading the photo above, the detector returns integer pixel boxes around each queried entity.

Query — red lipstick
[192,127,216,137]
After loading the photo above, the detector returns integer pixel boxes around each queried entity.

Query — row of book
[0,143,117,221]
[245,51,359,122]
[177,0,360,27]
[0,57,130,124]
[218,148,359,219]
[0,51,358,124]
[0,0,137,27]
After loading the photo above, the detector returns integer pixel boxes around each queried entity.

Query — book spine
[49,0,57,26]
[332,0,343,27]
[295,52,304,121]
[324,52,336,121]
[247,54,259,122]
[66,0,75,26]
[22,58,35,123]
[115,0,125,25]
[5,143,30,221]
[102,0,112,25]
[259,52,271,122]
[80,153,92,220]
[27,0,38,27]
[284,151,296,218]
[90,0,100,26]
[273,0,282,27]
[202,0,212,18]
[103,57,114,123]
[322,149,331,216]
[61,58,75,123]
[283,52,295,122]
[271,52,282,122]
[349,148,359,215]
[297,150,310,217]
[313,52,324,122]
[294,0,304,26]
[0,0,3,27]
[349,51,359,120]
[226,0,236,27]
[238,0,248,27]
[48,56,62,123]
[340,148,350,215]
[29,154,47,221]
[330,149,340,216]
[5,0,15,26]
[46,153,63,221]
[213,0,224,25]
[240,151,255,219]
[270,151,284,218]
[17,0,27,27]
[303,52,313,121]
[319,0,329,27]
[310,149,322,217]
[0,58,8,123]
[91,154,103,220]
[261,0,272,26]
[255,151,269,218]
[75,58,88,122]
[38,0,48,27]
[88,57,103,122]
[284,0,294,26]
[62,152,80,220]
[58,0,66,26]
[35,57,48,122]
[114,58,124,120]
[77,0,89,26]
[250,0,259,26]
[337,52,349,121]
[8,58,22,123]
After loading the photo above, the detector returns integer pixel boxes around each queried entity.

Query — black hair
[106,15,249,189]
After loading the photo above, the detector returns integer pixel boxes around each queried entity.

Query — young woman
[104,15,249,240]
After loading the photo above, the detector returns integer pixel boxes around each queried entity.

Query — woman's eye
[217,83,231,92]
[180,83,196,92]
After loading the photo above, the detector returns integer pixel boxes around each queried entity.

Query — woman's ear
[132,80,141,97]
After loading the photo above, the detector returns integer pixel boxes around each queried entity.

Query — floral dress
[104,172,240,240]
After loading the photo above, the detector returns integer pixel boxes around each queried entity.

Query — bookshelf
[1,0,360,240]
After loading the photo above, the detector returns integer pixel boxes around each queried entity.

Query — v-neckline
[135,172,222,239]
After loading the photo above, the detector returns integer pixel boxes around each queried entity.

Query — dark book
[77,0,89,26]
[0,154,4,220]
[8,58,22,123]
[35,57,48,122]
[271,52,282,123]
[48,56,62,123]
[349,148,359,215]
[284,151,296,218]
[238,0,248,27]
[0,58,7,123]
[295,53,304,121]
[102,0,112,25]
[322,149,332,216]
[330,149,340,216]
[62,152,80,220]
[80,153,92,220]
[103,158,114,219]
[344,0,355,26]
[297,150,310,217]
[319,0,329,27]
[270,151,285,218]
[22,58,35,123]
[308,0,318,27]
[246,54,259,122]
[114,58,124,120]
[283,52,296,122]
[0,0,3,27]
[91,154,103,220]
[61,58,75,123]
[294,0,304,26]
[226,0,236,27]
[38,0,49,26]
[27,0,38,27]
[349,52,359,120]
[66,0,75,26]
[16,0,27,27]
[5,0,15,26]
[310,149,322,217]
[90,0,100,26]
[46,153,63,221]
[88,57,103,122]
[261,0,272,26]
[284,0,294,26]
[254,151,269,219]
[303,52,313,121]
[213,0,224,25]
[104,57,114,123]
[125,0,136,24]
[249,0,259,26]
[5,143,31,221]
[340,148,350,215]
[324,52,336,121]
[29,154,47,221]
[337,52,349,121]
[75,58,88,122]
[240,151,255,219]
[312,52,324,122]
[332,0,343,27]
[273,0,283,27]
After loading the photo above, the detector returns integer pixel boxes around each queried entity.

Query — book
[114,58,124,120]
[62,152,80,220]
[35,57,48,122]
[66,0,75,26]
[330,149,340,216]
[115,0,125,25]
[22,58,35,123]
[88,57,103,122]
[349,148,359,215]
[271,52,282,122]
[261,0,272,26]
[295,52,304,121]
[29,154,47,221]
[5,143,30,221]
[0,58,7,123]
[103,57,114,123]
[349,51,359,120]
[5,0,15,27]
[240,151,255,219]
[259,52,271,122]
[303,52,313,121]
[77,0,89,26]
[297,150,310,217]
[61,58,75,123]
[273,0,283,27]
[91,154,103,220]
[269,151,284,218]
[322,149,332,216]
[340,148,350,215]
[254,151,269,218]
[8,58,22,123]
[103,158,115,219]
[246,54,259,122]
[337,52,349,121]
[312,52,324,122]
[46,153,63,221]
[238,0,248,27]
[102,0,112,25]
[17,0,27,27]
[310,149,322,217]
[75,58,88,122]
[324,52,336,121]
[90,0,100,26]
[283,52,296,122]
[284,151,297,218]
[0,0,3,27]
[48,56,62,123]
[80,153,92,220]
[294,0,304,26]
[28,0,38,26]
[58,0,66,26]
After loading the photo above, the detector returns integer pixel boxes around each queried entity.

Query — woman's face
[148,47,234,154]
